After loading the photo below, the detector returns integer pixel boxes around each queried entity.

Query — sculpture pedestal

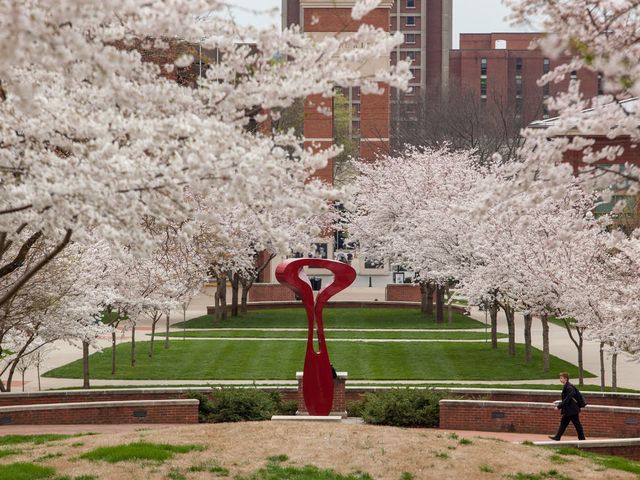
[296,371,348,418]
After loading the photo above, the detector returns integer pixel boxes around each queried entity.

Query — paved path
[6,287,639,391]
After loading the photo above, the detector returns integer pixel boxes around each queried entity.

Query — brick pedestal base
[296,371,347,418]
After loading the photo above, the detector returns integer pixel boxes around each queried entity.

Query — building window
[352,120,360,134]
[407,0,415,7]
[352,86,360,99]
[353,103,361,118]
[515,58,523,98]
[571,70,578,80]
[543,58,550,96]
[406,16,416,26]
[480,57,487,100]
[404,51,416,62]
[410,68,420,81]
[405,33,416,44]
[543,58,550,74]
[598,73,604,95]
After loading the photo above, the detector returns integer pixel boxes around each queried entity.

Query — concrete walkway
[5,287,639,391]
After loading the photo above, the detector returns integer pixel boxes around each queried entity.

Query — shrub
[359,388,446,427]
[189,388,294,423]
[346,398,367,417]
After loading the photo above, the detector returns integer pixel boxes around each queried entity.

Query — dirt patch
[1,423,634,479]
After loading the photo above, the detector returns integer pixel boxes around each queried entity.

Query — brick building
[529,98,640,232]
[449,32,601,125]
[283,0,452,166]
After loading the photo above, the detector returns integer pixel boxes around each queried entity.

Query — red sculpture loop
[275,258,356,416]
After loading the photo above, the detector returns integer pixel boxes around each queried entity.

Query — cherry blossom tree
[0,0,410,313]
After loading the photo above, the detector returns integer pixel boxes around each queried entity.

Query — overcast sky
[222,1,536,48]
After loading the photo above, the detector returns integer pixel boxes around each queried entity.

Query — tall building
[283,0,453,157]
[449,33,600,125]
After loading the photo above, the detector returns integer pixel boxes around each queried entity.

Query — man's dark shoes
[548,436,560,441]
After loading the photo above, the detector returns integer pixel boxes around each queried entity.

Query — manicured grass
[48,383,637,392]
[80,442,205,463]
[0,434,83,446]
[235,462,373,480]
[173,308,483,330]
[44,340,591,381]
[0,462,56,480]
[161,329,506,340]
[554,447,640,475]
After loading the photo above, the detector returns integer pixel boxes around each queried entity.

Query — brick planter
[439,399,640,438]
[248,284,296,302]
[385,284,422,302]
[296,371,347,418]
[0,399,199,425]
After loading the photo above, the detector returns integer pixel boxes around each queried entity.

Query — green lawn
[44,340,591,381]
[173,308,484,330]
[160,329,505,340]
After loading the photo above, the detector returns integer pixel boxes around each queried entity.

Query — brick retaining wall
[440,400,640,438]
[248,284,296,302]
[539,439,640,461]
[385,284,422,302]
[0,399,199,425]
[296,372,347,417]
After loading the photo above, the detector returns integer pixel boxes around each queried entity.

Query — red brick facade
[439,400,640,438]
[385,284,422,302]
[300,2,392,182]
[449,33,599,125]
[247,284,296,302]
[0,399,199,425]
[297,372,347,417]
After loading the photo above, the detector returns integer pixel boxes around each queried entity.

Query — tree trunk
[612,352,618,391]
[111,331,117,375]
[489,301,498,349]
[165,311,170,349]
[217,275,228,320]
[501,304,516,356]
[563,321,585,385]
[240,277,251,314]
[599,342,606,392]
[541,314,550,372]
[21,370,25,392]
[420,282,435,316]
[149,312,157,358]
[82,340,90,389]
[523,313,532,364]
[131,325,136,368]
[230,272,240,317]
[37,363,41,391]
[435,284,444,323]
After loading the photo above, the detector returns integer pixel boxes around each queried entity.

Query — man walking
[549,372,586,441]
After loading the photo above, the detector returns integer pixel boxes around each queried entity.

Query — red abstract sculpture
[275,258,356,416]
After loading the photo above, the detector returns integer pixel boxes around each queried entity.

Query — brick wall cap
[0,387,213,398]
[296,372,348,379]
[0,399,199,413]
[534,438,640,448]
[439,399,640,414]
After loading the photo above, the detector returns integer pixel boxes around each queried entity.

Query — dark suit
[553,382,586,440]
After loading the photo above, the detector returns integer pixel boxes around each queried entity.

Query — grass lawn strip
[79,442,205,463]
[0,434,87,446]
[554,447,640,475]
[173,308,483,330]
[44,340,591,381]
[161,329,505,340]
[0,462,56,480]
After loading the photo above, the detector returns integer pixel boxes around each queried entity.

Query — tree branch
[0,229,72,308]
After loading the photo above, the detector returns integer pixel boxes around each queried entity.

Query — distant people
[548,372,586,441]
